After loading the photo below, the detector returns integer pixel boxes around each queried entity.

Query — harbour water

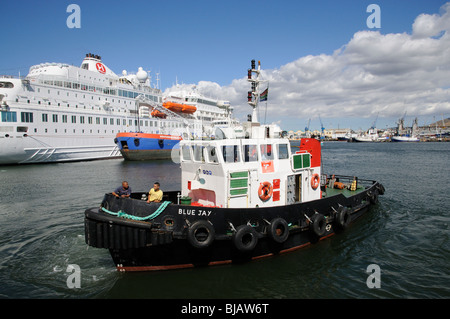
[0,141,449,299]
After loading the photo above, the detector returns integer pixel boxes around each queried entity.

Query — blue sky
[2,0,449,131]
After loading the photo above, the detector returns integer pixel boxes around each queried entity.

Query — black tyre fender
[335,207,351,229]
[187,220,215,249]
[377,183,385,195]
[310,213,327,237]
[369,190,379,204]
[232,224,258,252]
[267,217,289,244]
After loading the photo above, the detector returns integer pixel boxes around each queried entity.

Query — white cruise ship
[0,54,232,164]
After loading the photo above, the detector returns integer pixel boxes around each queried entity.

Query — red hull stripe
[116,132,182,140]
[116,232,336,272]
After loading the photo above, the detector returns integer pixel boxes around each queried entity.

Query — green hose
[101,201,171,221]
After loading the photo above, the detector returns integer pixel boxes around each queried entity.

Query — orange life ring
[258,181,273,201]
[311,173,320,190]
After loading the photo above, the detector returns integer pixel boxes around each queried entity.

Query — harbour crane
[319,115,325,139]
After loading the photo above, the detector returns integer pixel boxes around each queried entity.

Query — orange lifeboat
[163,101,197,114]
[163,101,183,113]
[181,104,197,114]
[151,109,166,118]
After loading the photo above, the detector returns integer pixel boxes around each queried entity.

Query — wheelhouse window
[260,144,274,160]
[243,144,258,162]
[181,145,191,161]
[207,146,218,163]
[222,145,240,163]
[192,145,205,162]
[277,144,289,159]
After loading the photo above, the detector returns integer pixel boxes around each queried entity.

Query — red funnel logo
[96,63,106,74]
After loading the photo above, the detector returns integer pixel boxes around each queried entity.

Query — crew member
[147,182,163,203]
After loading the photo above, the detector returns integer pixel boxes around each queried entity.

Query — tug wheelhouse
[179,125,322,209]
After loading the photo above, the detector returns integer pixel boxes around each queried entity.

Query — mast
[247,59,262,123]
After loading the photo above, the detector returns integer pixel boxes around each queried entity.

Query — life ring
[258,182,273,202]
[335,207,351,229]
[311,173,320,190]
[187,220,215,249]
[267,218,289,244]
[310,213,326,237]
[232,224,258,252]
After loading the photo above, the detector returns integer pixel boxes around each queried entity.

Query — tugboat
[84,60,385,271]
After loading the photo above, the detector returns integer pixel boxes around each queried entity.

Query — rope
[101,201,171,221]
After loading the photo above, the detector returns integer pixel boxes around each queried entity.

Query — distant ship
[0,53,165,164]
[114,87,236,161]
[391,117,420,142]
[353,127,385,142]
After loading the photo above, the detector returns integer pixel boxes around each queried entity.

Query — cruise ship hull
[0,134,120,165]
[115,132,181,161]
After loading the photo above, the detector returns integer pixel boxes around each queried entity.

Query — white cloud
[165,3,450,128]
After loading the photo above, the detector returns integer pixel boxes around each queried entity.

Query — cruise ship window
[42,114,48,122]
[1,111,17,122]
[52,114,58,123]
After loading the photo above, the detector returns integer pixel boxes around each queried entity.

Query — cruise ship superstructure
[0,54,232,164]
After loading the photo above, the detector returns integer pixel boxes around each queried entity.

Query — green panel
[293,154,302,169]
[302,153,310,168]
[230,178,248,189]
[230,171,248,178]
[230,188,248,196]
